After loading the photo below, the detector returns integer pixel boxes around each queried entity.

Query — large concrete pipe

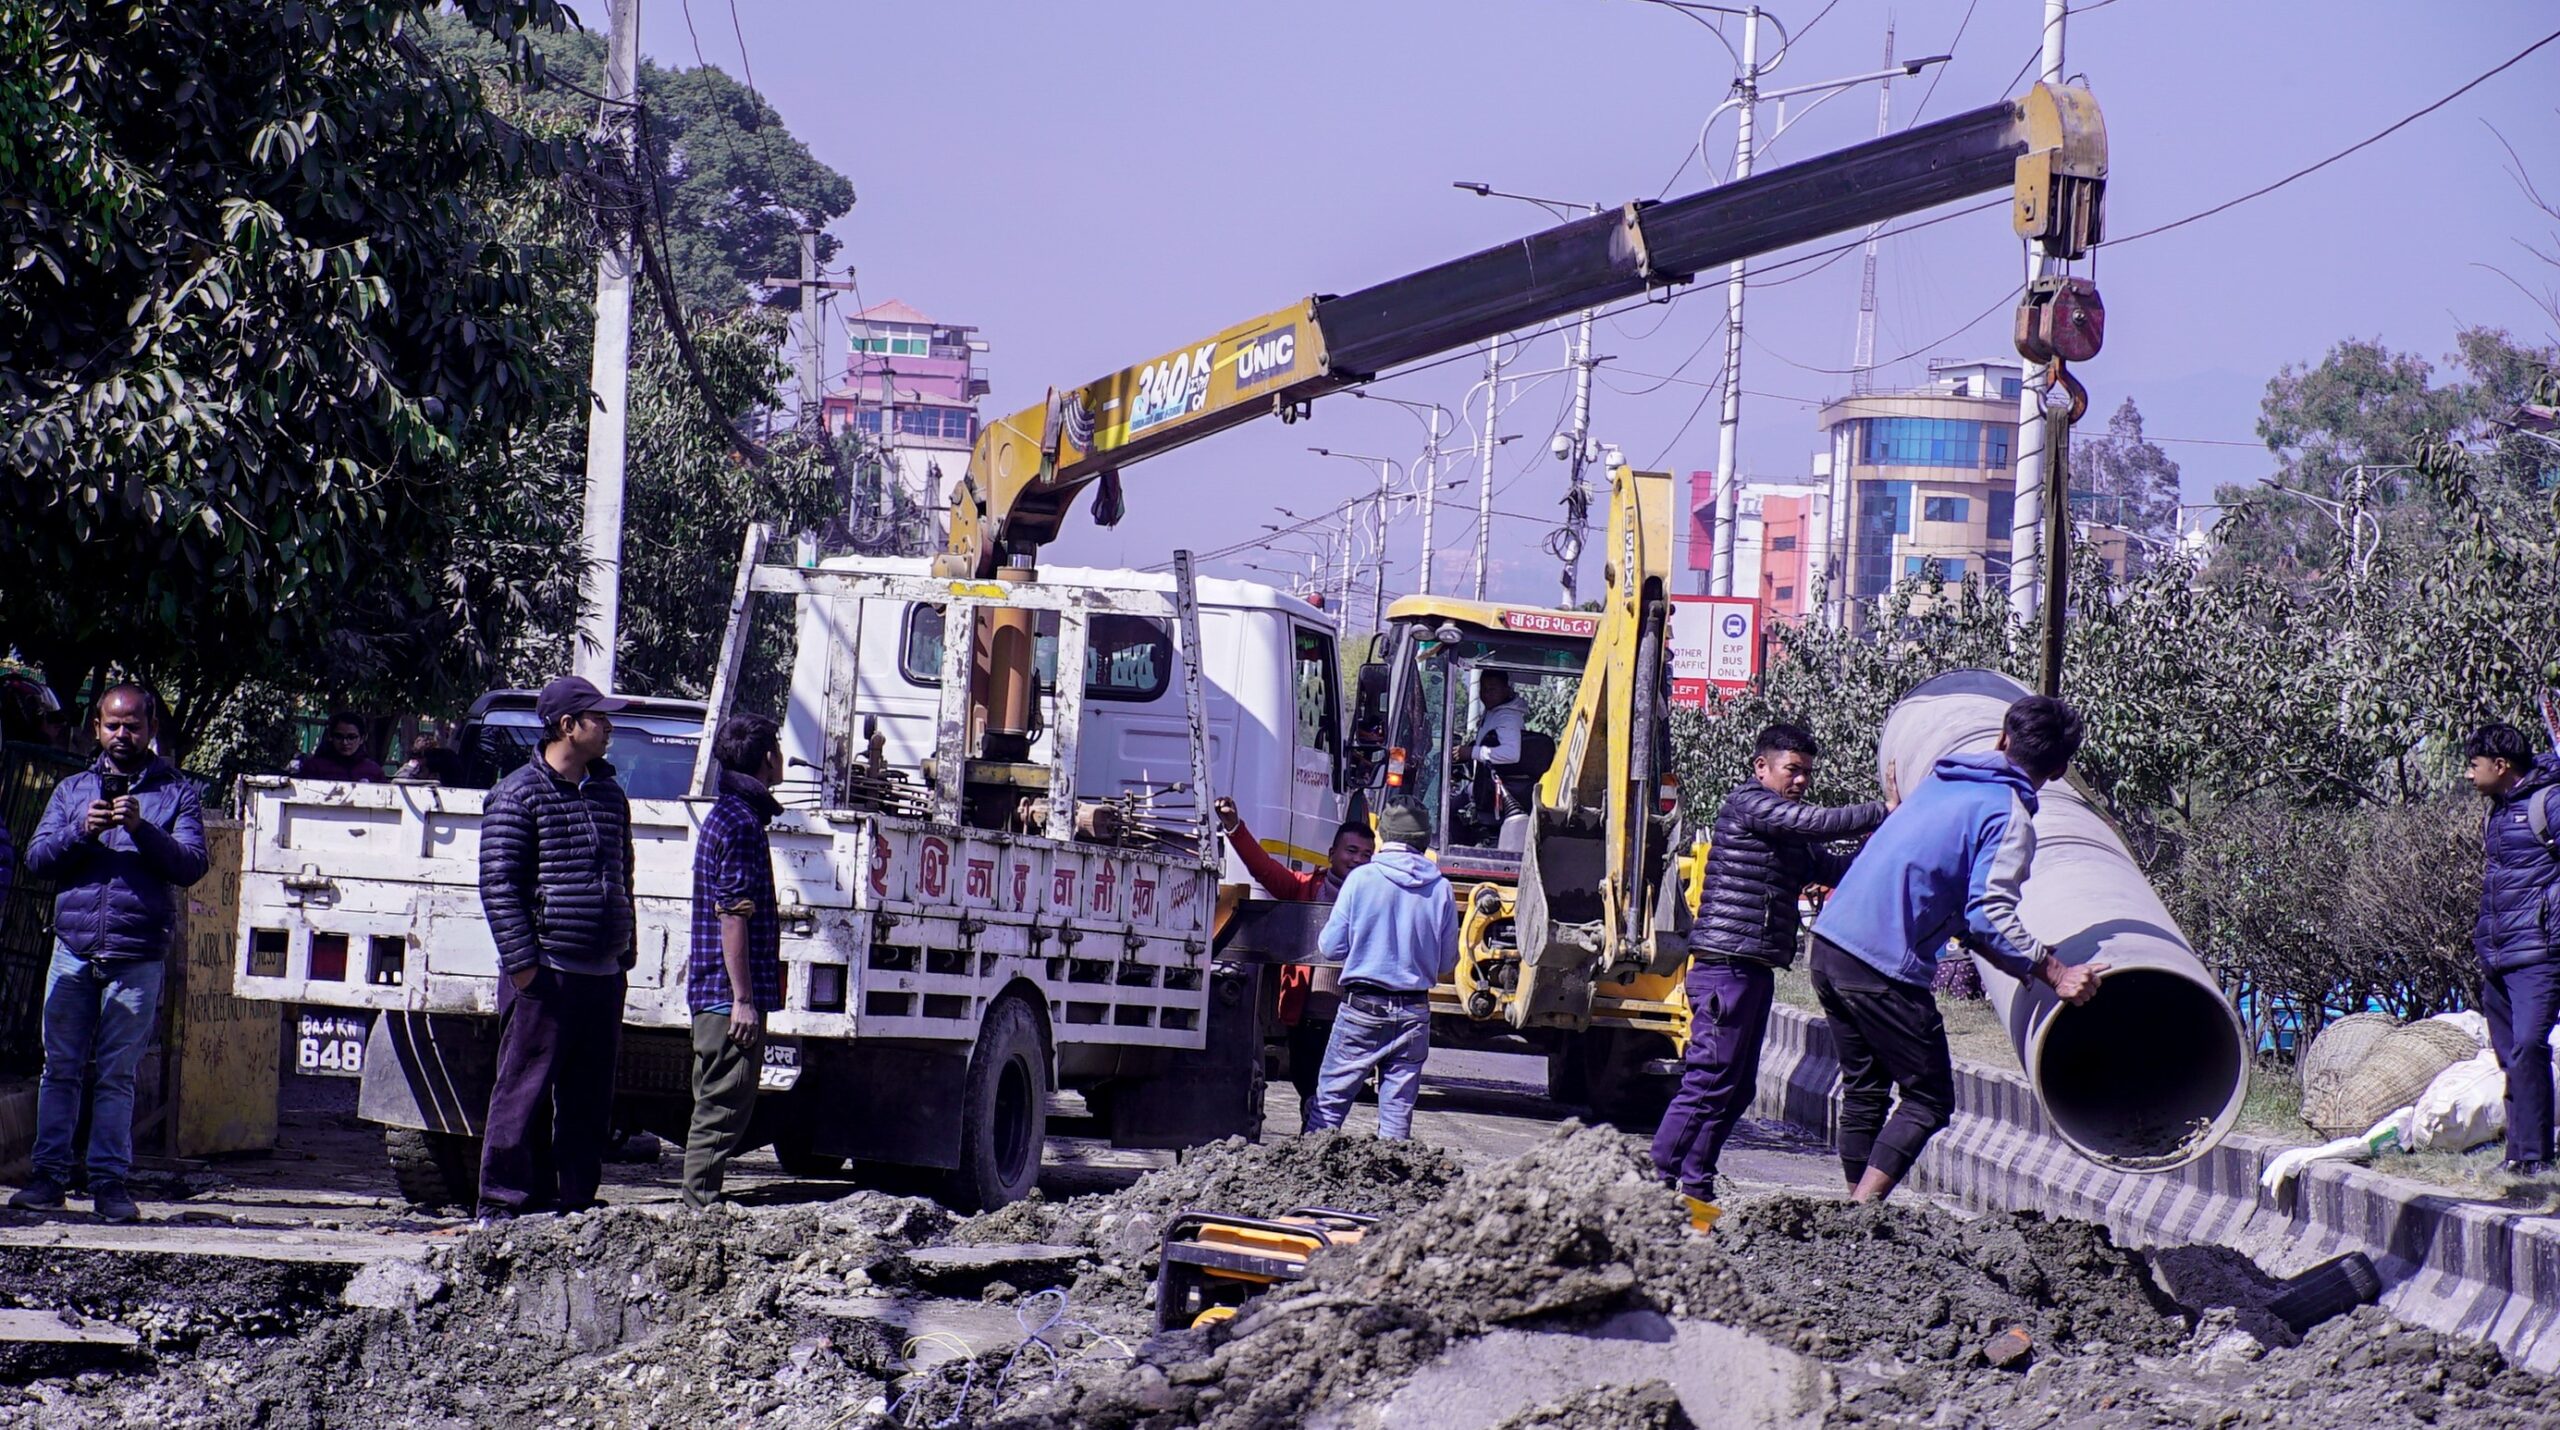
[1873,669,2248,1171]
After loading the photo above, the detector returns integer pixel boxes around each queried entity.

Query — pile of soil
[944,1131,1464,1319]
[7,1192,953,1428]
[13,1122,2560,1429]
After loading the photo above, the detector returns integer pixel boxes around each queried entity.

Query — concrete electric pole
[2008,0,2069,622]
[1849,21,1895,397]
[1707,6,1761,600]
[573,0,641,691]
[1420,405,1444,595]
[1475,339,1500,601]
[1561,295,1598,608]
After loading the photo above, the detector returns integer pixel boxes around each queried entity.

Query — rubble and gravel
[5,1121,2560,1429]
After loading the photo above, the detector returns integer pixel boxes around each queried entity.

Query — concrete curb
[1750,1002,2560,1374]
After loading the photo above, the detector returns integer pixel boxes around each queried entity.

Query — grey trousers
[683,1011,761,1207]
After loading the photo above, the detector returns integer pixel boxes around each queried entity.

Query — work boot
[6,1176,66,1212]
[90,1182,140,1225]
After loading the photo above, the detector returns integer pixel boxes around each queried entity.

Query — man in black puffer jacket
[1651,723,1890,1202]
[476,676,637,1219]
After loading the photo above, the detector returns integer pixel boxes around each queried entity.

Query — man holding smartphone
[10,685,207,1224]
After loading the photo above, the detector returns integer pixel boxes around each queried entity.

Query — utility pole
[1474,339,1499,601]
[2008,0,2068,621]
[573,0,641,691]
[1419,405,1444,595]
[1561,291,1598,607]
[798,231,822,429]
[1707,6,1761,599]
[1849,20,1894,396]
[1339,503,1358,626]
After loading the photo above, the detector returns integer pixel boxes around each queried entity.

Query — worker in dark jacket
[1216,796,1374,1129]
[287,710,386,782]
[2465,720,2560,1176]
[476,675,636,1219]
[1651,724,1889,1203]
[684,714,786,1208]
[9,686,207,1224]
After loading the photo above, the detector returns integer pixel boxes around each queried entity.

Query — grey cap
[1375,803,1433,848]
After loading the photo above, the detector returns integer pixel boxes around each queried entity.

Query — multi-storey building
[821,299,991,525]
[1808,358,2025,624]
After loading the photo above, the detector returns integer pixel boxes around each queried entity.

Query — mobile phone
[100,774,132,802]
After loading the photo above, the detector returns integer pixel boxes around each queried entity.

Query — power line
[677,0,710,68]
[1903,0,1978,129]
[724,0,761,100]
[1744,282,2021,376]
[2108,24,2560,248]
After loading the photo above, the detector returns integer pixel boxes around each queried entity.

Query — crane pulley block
[2013,82,2107,260]
[2014,275,2105,366]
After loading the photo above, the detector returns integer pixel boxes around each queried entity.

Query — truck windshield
[1383,626,1588,850]
[464,714,705,801]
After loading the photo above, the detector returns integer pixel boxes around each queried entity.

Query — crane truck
[235,81,2106,1208]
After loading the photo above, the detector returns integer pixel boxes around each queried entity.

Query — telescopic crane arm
[935,83,2104,581]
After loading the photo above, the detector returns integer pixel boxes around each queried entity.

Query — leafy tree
[2067,398,2181,568]
[426,17,855,310]
[0,0,587,752]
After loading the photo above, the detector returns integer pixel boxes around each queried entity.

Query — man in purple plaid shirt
[684,713,786,1208]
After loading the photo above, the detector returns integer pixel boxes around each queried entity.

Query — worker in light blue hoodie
[1306,803,1460,1140]
[1810,694,2107,1204]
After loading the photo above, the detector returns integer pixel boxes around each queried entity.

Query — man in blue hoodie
[1810,694,2105,1204]
[1306,803,1459,1140]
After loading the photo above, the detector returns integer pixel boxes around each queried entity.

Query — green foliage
[2067,398,2181,567]
[615,305,834,702]
[0,0,589,750]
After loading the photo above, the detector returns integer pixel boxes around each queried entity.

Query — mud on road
[2,1124,2555,1428]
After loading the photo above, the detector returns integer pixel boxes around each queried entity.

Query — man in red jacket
[1216,797,1374,1130]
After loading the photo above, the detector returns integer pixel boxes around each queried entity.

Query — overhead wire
[1902,0,1978,129]
[2106,24,2560,248]
[724,0,762,101]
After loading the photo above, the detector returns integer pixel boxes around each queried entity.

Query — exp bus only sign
[1668,595,1761,707]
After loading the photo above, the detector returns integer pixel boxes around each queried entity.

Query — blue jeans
[1306,991,1430,1139]
[34,946,165,1187]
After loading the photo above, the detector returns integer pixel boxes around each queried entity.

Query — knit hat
[1375,803,1433,849]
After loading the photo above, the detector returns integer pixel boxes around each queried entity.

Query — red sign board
[1498,610,1600,638]
[1667,595,1762,707]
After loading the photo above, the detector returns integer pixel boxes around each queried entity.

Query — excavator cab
[1360,605,1593,872]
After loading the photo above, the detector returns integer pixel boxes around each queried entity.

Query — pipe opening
[2031,968,2247,1171]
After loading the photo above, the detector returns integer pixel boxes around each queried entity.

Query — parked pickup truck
[234,541,1286,1210]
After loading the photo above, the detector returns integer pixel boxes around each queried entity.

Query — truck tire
[386,1128,483,1211]
[949,995,1048,1211]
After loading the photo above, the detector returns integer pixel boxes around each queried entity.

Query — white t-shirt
[1475,700,1527,766]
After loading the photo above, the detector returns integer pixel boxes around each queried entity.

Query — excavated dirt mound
[5,1193,953,1428]
[12,1123,2560,1429]
[946,1131,1465,1320]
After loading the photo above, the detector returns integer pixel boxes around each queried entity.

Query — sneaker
[90,1183,140,1225]
[1676,1179,1716,1203]
[6,1177,66,1212]
[2507,1160,2553,1179]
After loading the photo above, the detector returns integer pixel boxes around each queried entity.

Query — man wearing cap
[1304,803,1459,1141]
[475,675,637,1218]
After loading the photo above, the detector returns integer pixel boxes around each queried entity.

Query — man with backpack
[2464,717,2560,1177]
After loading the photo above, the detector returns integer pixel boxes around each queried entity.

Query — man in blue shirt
[2463,717,2560,1177]
[1810,694,2105,1204]
[1305,803,1459,1140]
[684,713,786,1207]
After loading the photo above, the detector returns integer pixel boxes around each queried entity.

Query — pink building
[821,299,991,517]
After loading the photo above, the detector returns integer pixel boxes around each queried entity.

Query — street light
[1347,391,1459,596]
[1674,4,1951,599]
[1312,448,1407,639]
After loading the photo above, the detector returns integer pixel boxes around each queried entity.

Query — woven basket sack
[2300,1014,2481,1137]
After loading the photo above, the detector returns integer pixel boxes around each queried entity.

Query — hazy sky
[652,1,2560,607]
